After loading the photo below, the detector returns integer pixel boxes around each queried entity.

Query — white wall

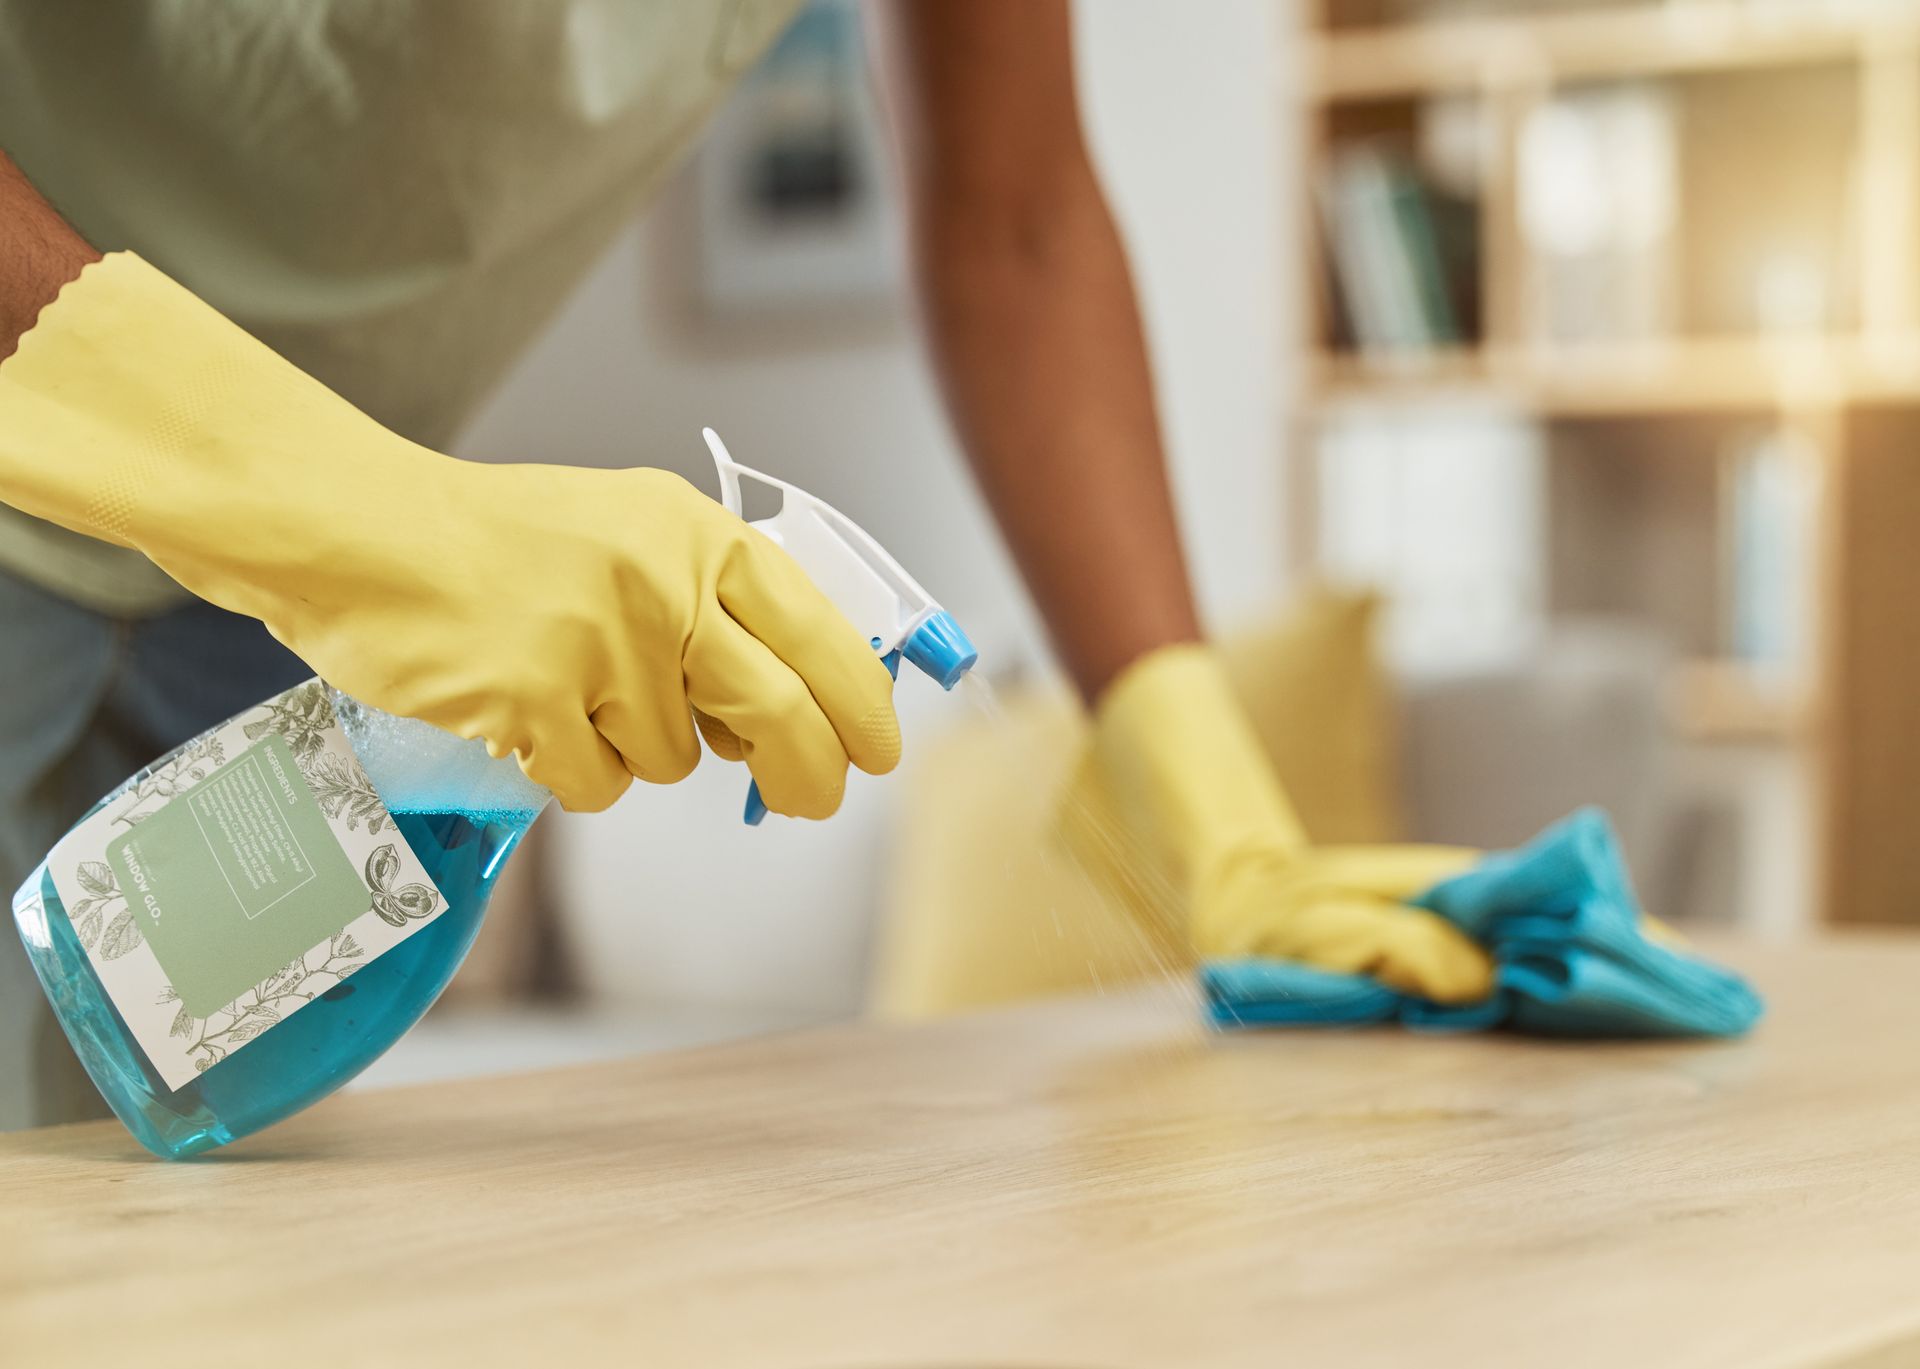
[456,0,1292,1016]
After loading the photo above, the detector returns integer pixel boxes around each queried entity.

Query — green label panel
[107,734,367,1017]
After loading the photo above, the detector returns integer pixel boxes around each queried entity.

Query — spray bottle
[10,430,976,1158]
[704,429,976,823]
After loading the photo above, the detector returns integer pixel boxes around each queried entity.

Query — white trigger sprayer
[704,428,978,825]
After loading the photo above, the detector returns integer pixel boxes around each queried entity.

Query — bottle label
[45,679,448,1090]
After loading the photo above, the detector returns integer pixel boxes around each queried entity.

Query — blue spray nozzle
[902,611,978,691]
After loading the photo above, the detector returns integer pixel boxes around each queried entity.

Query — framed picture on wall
[689,0,904,325]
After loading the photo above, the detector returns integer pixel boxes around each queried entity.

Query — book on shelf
[1517,84,1677,345]
[1319,143,1477,360]
[1722,426,1819,681]
[1316,404,1543,672]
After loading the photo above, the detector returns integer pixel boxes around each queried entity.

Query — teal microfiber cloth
[1202,808,1764,1038]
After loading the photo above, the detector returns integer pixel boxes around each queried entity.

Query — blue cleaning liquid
[17,804,537,1159]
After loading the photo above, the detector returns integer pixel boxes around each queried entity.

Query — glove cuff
[0,252,439,620]
[1059,643,1311,946]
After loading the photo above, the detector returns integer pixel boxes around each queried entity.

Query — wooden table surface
[6,934,1920,1369]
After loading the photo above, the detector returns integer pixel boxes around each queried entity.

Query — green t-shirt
[0,0,802,613]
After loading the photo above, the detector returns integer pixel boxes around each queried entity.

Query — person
[0,1,1492,1129]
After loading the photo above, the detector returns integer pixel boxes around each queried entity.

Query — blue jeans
[0,571,307,1129]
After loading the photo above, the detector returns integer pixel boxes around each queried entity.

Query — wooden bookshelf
[1305,1,1920,101]
[1289,0,1920,924]
[1310,335,1920,417]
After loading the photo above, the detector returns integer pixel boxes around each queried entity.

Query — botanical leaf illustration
[242,681,335,764]
[65,862,127,952]
[365,842,438,927]
[156,986,179,1004]
[76,861,117,898]
[258,958,303,997]
[98,909,144,960]
[111,735,225,826]
[169,1003,195,1039]
[307,751,388,833]
[224,1009,280,1044]
[178,934,367,1073]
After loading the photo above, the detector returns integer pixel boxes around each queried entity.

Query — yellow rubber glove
[1062,644,1495,1003]
[0,253,899,814]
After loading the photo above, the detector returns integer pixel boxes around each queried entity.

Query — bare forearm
[0,149,98,360]
[874,0,1199,702]
[914,162,1200,701]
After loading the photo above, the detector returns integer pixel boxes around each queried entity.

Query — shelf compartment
[1306,335,1920,416]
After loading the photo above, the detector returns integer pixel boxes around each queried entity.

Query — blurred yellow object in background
[872,589,1416,1017]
